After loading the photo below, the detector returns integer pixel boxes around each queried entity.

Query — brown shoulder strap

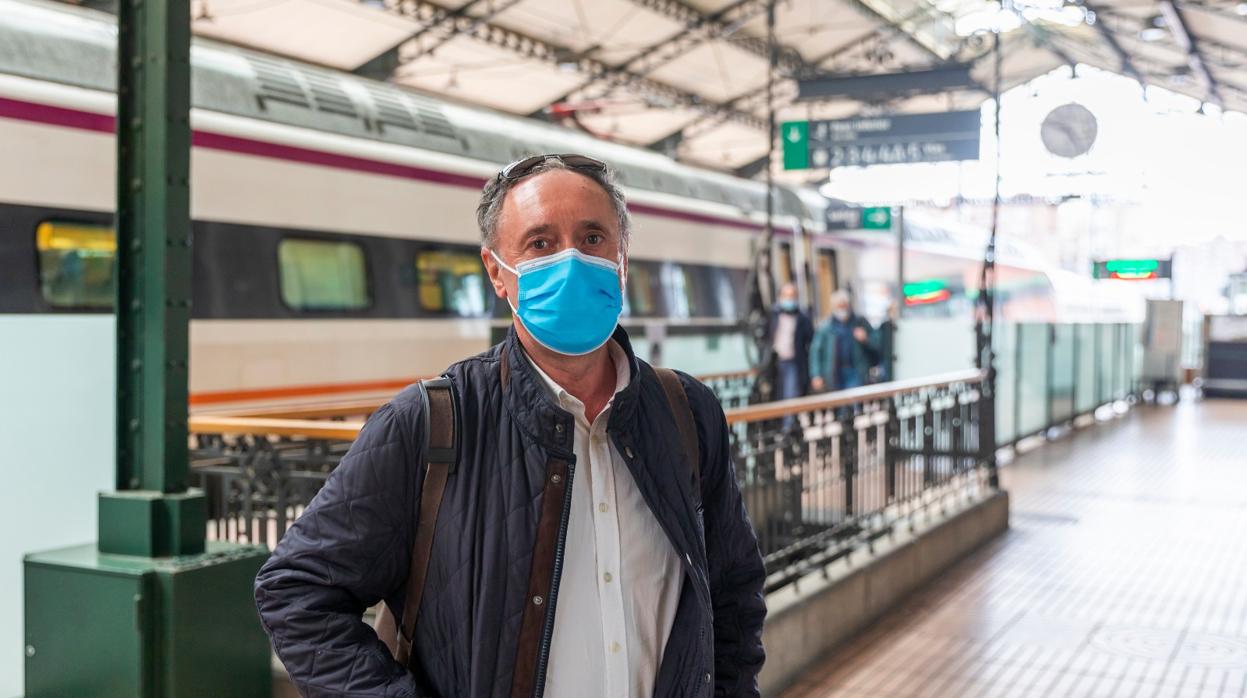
[655,367,701,496]
[394,377,458,668]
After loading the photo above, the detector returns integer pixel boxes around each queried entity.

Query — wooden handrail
[190,369,983,440]
[695,368,758,383]
[213,399,388,420]
[189,415,365,441]
[199,368,759,421]
[723,369,985,425]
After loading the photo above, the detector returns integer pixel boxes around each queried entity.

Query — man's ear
[480,246,508,299]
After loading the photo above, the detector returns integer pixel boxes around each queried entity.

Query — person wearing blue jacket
[809,290,880,392]
[254,154,766,698]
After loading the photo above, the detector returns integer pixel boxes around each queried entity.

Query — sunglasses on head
[498,153,607,181]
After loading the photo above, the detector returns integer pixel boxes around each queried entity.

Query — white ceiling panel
[152,0,1247,177]
[678,120,770,169]
[489,0,686,62]
[191,0,419,70]
[646,40,770,103]
[574,104,702,144]
[394,35,587,114]
[1183,11,1247,57]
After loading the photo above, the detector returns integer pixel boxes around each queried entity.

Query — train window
[35,221,116,309]
[712,268,746,319]
[278,238,370,311]
[416,249,489,317]
[661,262,706,319]
[625,262,662,317]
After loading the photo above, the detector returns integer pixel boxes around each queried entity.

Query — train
[0,0,1141,412]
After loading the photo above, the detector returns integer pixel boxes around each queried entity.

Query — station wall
[0,315,114,697]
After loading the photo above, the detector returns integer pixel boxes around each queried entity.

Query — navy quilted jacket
[254,326,767,697]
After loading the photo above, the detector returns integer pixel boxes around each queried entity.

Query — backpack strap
[654,367,701,498]
[393,376,459,668]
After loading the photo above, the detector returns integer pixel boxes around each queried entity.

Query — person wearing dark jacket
[254,154,767,698]
[769,282,814,403]
[809,290,879,392]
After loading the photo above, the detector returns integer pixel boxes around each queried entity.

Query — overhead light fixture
[1236,2,1247,15]
[1139,26,1167,42]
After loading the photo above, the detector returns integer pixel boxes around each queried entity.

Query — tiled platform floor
[781,398,1247,698]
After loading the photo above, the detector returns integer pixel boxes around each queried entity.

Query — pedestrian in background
[769,282,814,407]
[810,290,879,392]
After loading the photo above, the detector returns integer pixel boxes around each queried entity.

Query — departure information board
[783,110,981,170]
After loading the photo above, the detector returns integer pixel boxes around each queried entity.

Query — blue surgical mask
[491,248,624,356]
[779,299,797,312]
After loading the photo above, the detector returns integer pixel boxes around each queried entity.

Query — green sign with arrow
[781,121,809,170]
[862,206,892,230]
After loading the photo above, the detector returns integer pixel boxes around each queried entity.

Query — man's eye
[586,233,603,245]
[531,240,548,250]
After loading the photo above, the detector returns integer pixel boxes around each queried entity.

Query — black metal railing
[724,369,994,593]
[190,419,357,547]
[189,369,997,597]
[698,369,757,410]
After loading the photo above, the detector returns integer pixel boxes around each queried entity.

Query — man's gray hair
[476,156,631,250]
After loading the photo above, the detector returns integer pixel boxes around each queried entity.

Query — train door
[775,241,794,291]
[814,247,838,321]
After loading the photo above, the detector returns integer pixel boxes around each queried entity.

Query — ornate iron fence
[189,369,996,596]
[698,369,757,409]
[725,370,994,593]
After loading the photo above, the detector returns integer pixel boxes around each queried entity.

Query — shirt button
[610,641,621,654]
[624,446,634,458]
[532,595,544,606]
[598,502,608,513]
[603,572,613,583]
[704,672,711,683]
[554,423,564,433]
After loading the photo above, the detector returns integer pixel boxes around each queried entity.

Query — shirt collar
[525,341,631,417]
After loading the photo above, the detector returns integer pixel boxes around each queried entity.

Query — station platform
[781,397,1247,698]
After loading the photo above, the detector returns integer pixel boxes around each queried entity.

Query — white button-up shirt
[526,342,684,698]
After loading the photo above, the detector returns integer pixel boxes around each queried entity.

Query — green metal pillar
[24,0,271,694]
[98,0,203,559]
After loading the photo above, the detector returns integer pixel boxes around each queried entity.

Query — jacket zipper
[531,457,576,697]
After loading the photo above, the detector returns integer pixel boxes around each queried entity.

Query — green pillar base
[98,489,206,557]
[24,541,272,698]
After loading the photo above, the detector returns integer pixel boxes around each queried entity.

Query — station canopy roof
[74,0,1247,177]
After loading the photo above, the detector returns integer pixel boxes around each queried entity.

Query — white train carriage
[0,0,1140,413]
[0,0,819,412]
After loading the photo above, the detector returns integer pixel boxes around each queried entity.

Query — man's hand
[810,376,825,391]
[853,327,868,343]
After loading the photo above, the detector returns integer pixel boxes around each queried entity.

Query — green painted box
[25,541,272,698]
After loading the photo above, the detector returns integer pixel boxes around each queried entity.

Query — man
[809,290,879,392]
[769,282,814,404]
[254,154,767,697]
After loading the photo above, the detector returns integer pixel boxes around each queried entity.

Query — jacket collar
[501,325,643,454]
